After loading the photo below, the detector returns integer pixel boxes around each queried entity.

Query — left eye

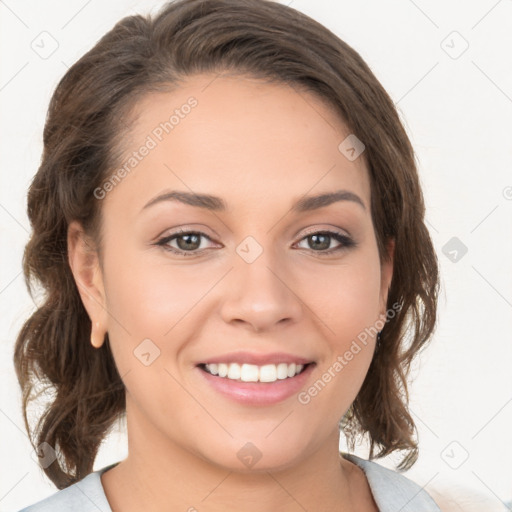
[295,231,355,253]
[155,230,355,256]
[156,231,214,255]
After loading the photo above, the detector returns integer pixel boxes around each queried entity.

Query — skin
[68,73,393,511]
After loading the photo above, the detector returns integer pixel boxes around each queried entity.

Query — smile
[201,362,308,383]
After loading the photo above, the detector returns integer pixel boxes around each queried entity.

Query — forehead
[106,73,371,216]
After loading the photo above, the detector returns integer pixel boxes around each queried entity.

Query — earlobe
[90,321,105,348]
[67,220,108,347]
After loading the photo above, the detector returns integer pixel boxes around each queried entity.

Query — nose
[220,247,303,333]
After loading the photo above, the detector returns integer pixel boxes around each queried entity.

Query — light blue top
[18,453,441,511]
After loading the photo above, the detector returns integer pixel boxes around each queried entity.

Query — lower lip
[196,364,316,406]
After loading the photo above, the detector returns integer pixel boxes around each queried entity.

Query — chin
[198,436,307,474]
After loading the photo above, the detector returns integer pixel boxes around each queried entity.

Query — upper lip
[198,351,314,366]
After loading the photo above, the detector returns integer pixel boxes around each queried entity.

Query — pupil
[178,234,199,250]
[310,234,329,250]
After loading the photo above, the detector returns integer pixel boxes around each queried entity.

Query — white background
[1,0,511,510]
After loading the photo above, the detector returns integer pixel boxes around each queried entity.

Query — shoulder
[17,464,116,512]
[19,457,443,511]
[342,452,442,512]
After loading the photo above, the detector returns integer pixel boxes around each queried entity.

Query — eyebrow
[141,189,366,213]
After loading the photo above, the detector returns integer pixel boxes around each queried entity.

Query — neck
[101,398,369,512]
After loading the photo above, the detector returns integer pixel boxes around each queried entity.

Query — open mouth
[198,362,313,383]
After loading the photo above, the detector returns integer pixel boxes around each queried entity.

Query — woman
[15,0,441,510]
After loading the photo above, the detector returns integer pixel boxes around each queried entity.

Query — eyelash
[155,229,356,257]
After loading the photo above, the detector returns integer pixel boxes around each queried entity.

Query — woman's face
[79,73,393,471]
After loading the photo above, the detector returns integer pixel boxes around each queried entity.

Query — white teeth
[276,363,288,380]
[203,362,307,383]
[287,363,296,378]
[227,363,241,380]
[218,363,228,377]
[259,364,277,383]
[241,364,259,382]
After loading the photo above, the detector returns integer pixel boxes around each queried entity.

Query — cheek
[100,240,223,382]
[103,242,214,333]
[299,245,382,399]
[303,249,383,344]
[300,265,381,420]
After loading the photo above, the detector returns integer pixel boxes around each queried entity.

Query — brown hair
[14,0,439,489]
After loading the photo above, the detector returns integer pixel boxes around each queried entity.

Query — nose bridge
[220,236,303,331]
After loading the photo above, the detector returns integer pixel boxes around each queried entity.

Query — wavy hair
[14,0,439,489]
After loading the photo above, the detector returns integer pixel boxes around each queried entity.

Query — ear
[379,237,395,319]
[67,220,108,348]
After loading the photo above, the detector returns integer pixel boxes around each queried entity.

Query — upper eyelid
[299,226,350,238]
[161,222,351,238]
